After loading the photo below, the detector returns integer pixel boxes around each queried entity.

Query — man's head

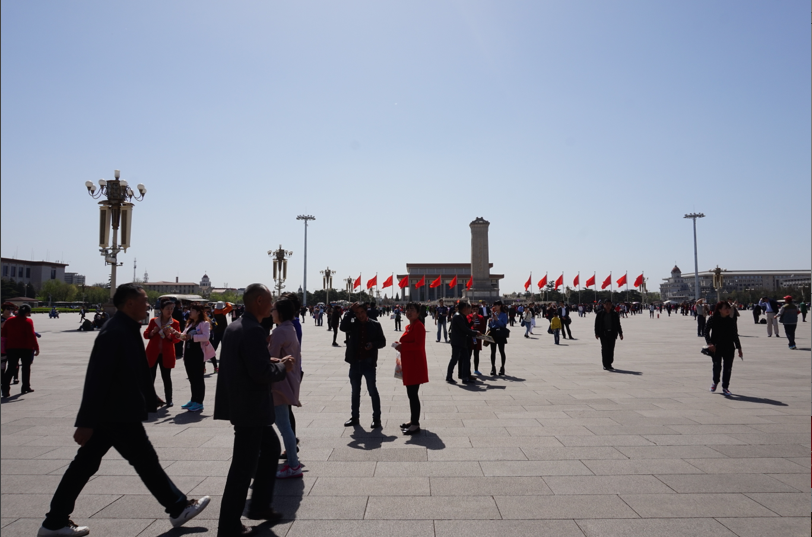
[244,283,272,320]
[114,283,149,321]
[438,299,444,306]
[458,301,471,315]
[352,303,368,322]
[603,299,613,311]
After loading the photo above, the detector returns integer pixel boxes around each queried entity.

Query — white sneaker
[37,521,90,536]
[169,496,211,528]
[276,463,303,479]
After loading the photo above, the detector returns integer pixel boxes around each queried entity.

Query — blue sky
[2,1,809,296]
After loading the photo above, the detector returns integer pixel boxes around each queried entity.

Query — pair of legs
[697,315,706,337]
[783,324,797,348]
[405,384,421,427]
[524,322,532,337]
[150,356,173,404]
[561,321,572,339]
[600,334,616,369]
[218,425,281,535]
[765,312,780,336]
[472,348,481,372]
[183,350,205,405]
[711,346,735,389]
[348,359,381,423]
[43,422,187,531]
[490,342,506,374]
[553,328,560,344]
[1,349,32,395]
[331,324,340,344]
[274,405,299,468]
[436,319,447,342]
[394,318,402,331]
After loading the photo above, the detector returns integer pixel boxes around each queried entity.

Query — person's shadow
[405,430,446,450]
[608,368,642,375]
[723,393,788,406]
[345,427,398,450]
[151,410,207,425]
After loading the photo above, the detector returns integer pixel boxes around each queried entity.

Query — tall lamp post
[345,276,354,303]
[321,267,334,306]
[85,170,147,304]
[296,215,316,308]
[684,212,705,301]
[268,245,293,299]
[712,266,724,305]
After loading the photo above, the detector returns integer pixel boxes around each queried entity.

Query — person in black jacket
[594,300,624,371]
[704,301,743,396]
[340,302,386,428]
[213,284,295,536]
[38,284,210,537]
[330,305,343,346]
[447,302,480,384]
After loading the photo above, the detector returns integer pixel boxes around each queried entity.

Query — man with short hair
[330,305,343,346]
[558,301,573,339]
[435,299,449,343]
[341,302,386,428]
[447,302,480,383]
[758,296,781,337]
[37,284,209,537]
[594,299,624,371]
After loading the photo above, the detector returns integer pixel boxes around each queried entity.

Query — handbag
[394,352,403,379]
[547,327,554,335]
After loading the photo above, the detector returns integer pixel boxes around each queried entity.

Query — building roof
[671,265,681,273]
[406,263,494,269]
[1,257,68,267]
[142,281,199,286]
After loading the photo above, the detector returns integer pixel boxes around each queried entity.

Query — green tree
[38,280,78,302]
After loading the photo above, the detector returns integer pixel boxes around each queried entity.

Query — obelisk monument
[466,217,498,301]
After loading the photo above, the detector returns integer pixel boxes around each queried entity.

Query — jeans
[697,315,706,337]
[43,422,186,530]
[599,333,616,368]
[524,322,532,336]
[218,425,281,536]
[783,324,796,347]
[183,349,205,404]
[150,357,173,403]
[553,328,560,344]
[406,384,421,426]
[712,346,735,389]
[348,359,381,421]
[436,319,447,341]
[2,349,32,393]
[274,405,299,467]
[766,312,779,336]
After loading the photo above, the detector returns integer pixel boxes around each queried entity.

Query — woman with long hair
[488,300,509,376]
[144,299,181,407]
[704,301,743,396]
[394,302,428,435]
[179,304,213,412]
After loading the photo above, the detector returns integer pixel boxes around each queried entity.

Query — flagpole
[626,272,629,304]
[578,271,581,305]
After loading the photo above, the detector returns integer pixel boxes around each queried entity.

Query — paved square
[2,311,809,536]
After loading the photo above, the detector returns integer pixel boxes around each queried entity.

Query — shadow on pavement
[345,427,397,450]
[609,368,642,375]
[153,526,208,536]
[724,394,788,406]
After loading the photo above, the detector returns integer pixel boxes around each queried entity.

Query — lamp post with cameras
[268,245,293,300]
[296,215,315,308]
[321,267,334,307]
[684,212,705,301]
[345,276,354,303]
[85,170,147,304]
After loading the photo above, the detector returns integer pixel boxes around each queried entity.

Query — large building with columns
[397,263,504,302]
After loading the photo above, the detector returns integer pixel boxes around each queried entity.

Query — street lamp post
[85,170,147,305]
[684,213,705,301]
[712,266,724,305]
[268,245,293,299]
[321,267,334,307]
[345,276,354,303]
[296,215,316,308]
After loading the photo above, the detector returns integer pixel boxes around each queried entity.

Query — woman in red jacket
[393,302,428,435]
[144,299,181,407]
[1,304,39,398]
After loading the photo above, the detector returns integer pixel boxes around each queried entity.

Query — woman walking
[522,307,534,338]
[704,301,743,396]
[269,297,303,478]
[144,299,181,407]
[179,304,214,412]
[488,300,509,376]
[1,304,39,397]
[394,302,428,435]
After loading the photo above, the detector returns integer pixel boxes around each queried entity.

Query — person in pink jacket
[179,304,214,412]
[268,297,302,479]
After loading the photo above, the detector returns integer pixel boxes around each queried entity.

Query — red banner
[415,276,425,288]
[537,275,547,289]
[616,274,627,287]
[429,275,442,288]
[466,276,473,290]
[601,275,611,290]
[382,275,394,288]
[633,273,644,287]
[398,276,409,289]
[585,275,596,288]
[573,274,580,287]
[353,275,361,289]
[524,275,532,291]
[554,274,563,290]
[366,275,377,289]
[449,275,458,288]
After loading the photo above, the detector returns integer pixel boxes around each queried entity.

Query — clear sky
[2,1,809,296]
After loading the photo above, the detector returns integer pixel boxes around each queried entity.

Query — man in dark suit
[558,301,574,340]
[594,299,624,371]
[214,284,295,537]
[340,302,386,428]
[38,284,210,537]
[447,301,480,384]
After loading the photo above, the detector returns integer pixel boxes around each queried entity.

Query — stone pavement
[1,310,809,536]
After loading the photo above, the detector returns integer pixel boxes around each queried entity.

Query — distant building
[210,287,244,297]
[397,263,504,302]
[1,257,68,290]
[141,278,201,295]
[64,272,86,286]
[660,266,810,301]
[199,273,211,296]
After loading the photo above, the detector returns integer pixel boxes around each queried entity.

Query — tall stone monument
[466,217,499,302]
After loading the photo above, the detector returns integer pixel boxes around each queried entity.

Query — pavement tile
[614,445,725,459]
[582,459,703,475]
[429,476,553,496]
[494,494,637,519]
[286,520,434,537]
[0,493,121,518]
[555,435,655,447]
[468,436,563,448]
[655,473,800,493]
[619,493,778,518]
[188,475,316,497]
[0,518,155,537]
[744,492,809,516]
[2,459,72,475]
[434,520,586,537]
[365,495,500,519]
[375,462,484,477]
[427,448,528,461]
[521,447,627,460]
[684,457,807,474]
[576,518,737,536]
[309,476,430,496]
[708,444,810,458]
[480,460,593,476]
[764,472,811,492]
[543,475,674,495]
[328,447,427,462]
[640,434,745,445]
[274,495,368,519]
[716,517,810,537]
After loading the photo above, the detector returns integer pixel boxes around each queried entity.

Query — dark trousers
[183,353,205,404]
[490,342,506,371]
[784,324,797,347]
[562,321,572,339]
[43,422,186,530]
[752,311,760,324]
[458,348,472,379]
[349,360,381,421]
[150,357,173,403]
[447,345,467,380]
[599,334,616,368]
[331,324,339,344]
[406,384,421,426]
[472,348,480,372]
[712,346,735,389]
[2,349,32,393]
[697,315,706,336]
[210,332,224,369]
[218,425,281,536]
[394,318,402,331]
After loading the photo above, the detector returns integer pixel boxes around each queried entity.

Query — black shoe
[370,421,382,429]
[461,379,474,384]
[446,378,457,384]
[490,368,497,376]
[403,426,421,435]
[498,368,505,376]
[604,366,615,371]
[344,418,359,427]
[11,379,19,385]
[245,507,284,522]
[21,388,34,394]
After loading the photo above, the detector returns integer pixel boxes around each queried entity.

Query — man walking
[695,299,708,337]
[758,296,781,337]
[447,302,480,384]
[37,284,209,537]
[330,305,343,346]
[435,299,449,342]
[594,299,623,371]
[752,302,762,324]
[341,302,386,428]
[558,301,574,339]
[214,283,295,537]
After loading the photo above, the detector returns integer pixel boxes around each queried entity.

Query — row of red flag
[353,274,473,290]
[523,273,645,291]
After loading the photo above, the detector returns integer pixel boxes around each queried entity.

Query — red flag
[554,274,564,289]
[353,275,361,289]
[573,274,580,287]
[429,275,442,288]
[382,275,393,288]
[398,275,409,289]
[601,275,611,289]
[466,276,473,290]
[585,274,596,288]
[366,275,377,289]
[524,274,532,291]
[448,275,458,288]
[633,273,644,287]
[616,273,627,287]
[415,276,425,288]
[537,274,547,289]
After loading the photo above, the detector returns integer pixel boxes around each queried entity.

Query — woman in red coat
[394,302,428,435]
[144,299,181,407]
[1,304,39,397]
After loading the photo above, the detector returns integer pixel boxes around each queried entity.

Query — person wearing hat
[776,296,799,350]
